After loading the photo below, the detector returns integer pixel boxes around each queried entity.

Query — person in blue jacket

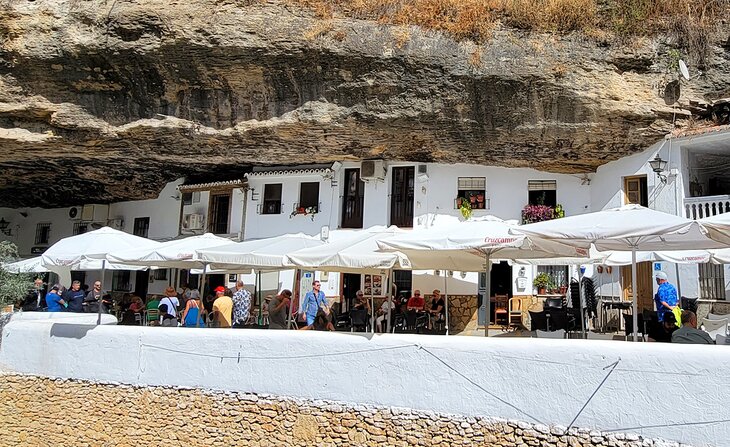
[63,280,86,312]
[45,285,68,312]
[300,280,329,326]
[654,271,678,322]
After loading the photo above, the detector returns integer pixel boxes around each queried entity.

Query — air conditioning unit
[361,159,386,181]
[81,204,109,222]
[183,213,204,231]
[109,218,124,230]
[68,207,81,220]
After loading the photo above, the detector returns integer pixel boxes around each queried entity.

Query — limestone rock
[0,0,728,206]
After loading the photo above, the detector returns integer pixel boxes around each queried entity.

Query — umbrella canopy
[515,205,725,341]
[4,256,145,273]
[287,226,411,273]
[515,205,724,252]
[377,216,586,271]
[107,233,232,268]
[601,249,713,266]
[698,213,730,246]
[196,233,324,271]
[41,226,161,267]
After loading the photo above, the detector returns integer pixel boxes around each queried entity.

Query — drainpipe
[238,185,249,241]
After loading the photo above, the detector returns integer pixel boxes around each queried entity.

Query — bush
[0,241,35,307]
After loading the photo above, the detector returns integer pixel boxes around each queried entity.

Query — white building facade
[2,127,729,329]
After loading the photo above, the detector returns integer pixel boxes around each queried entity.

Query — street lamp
[649,155,668,183]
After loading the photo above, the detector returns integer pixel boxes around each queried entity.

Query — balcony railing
[685,195,730,219]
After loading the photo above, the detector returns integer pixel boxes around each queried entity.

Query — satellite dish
[679,59,690,80]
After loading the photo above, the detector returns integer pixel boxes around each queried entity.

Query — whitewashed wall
[2,320,728,447]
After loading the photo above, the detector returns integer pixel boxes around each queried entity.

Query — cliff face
[0,0,728,207]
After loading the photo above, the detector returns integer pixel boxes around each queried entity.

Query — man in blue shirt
[301,280,329,326]
[63,280,86,313]
[654,271,678,322]
[45,285,68,312]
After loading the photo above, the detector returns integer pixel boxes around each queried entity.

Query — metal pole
[631,246,639,342]
[200,264,208,325]
[444,270,449,336]
[96,259,106,325]
[675,263,682,300]
[579,265,586,339]
[287,270,296,329]
[484,252,491,337]
[258,270,263,326]
[386,269,393,333]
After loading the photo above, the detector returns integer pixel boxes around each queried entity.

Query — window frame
[35,222,51,245]
[456,177,487,210]
[527,180,558,207]
[299,182,320,211]
[262,183,283,215]
[133,217,150,238]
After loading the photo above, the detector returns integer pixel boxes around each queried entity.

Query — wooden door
[621,261,653,310]
[341,168,364,228]
[624,176,648,207]
[390,166,414,228]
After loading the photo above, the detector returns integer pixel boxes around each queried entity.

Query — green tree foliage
[0,241,35,307]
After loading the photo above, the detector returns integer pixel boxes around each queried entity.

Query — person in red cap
[212,286,233,328]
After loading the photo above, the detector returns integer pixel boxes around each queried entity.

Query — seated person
[647,311,677,342]
[300,308,334,331]
[427,289,445,329]
[407,290,425,311]
[352,290,370,313]
[375,295,396,333]
[146,295,161,311]
[158,303,177,327]
[129,296,144,314]
[672,310,714,344]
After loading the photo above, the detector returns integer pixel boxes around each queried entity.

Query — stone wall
[0,374,674,447]
[445,295,478,332]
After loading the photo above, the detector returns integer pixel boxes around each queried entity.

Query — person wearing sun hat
[212,286,233,328]
[654,270,678,323]
[159,286,180,320]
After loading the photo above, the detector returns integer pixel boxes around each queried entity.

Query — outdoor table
[601,300,632,332]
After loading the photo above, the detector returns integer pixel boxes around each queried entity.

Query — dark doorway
[70,271,86,287]
[342,273,361,312]
[390,166,414,227]
[209,193,231,234]
[135,270,149,298]
[392,270,413,301]
[342,168,364,229]
[206,274,226,298]
[477,261,513,325]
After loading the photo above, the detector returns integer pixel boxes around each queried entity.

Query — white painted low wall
[0,322,727,446]
[10,312,118,325]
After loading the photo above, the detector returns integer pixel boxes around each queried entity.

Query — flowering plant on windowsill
[290,206,319,220]
[521,204,564,224]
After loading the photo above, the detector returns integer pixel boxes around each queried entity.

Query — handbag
[672,306,682,328]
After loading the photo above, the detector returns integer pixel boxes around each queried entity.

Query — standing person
[268,290,292,329]
[181,290,205,328]
[84,280,103,313]
[63,281,86,313]
[301,280,329,327]
[160,287,180,320]
[21,278,45,311]
[211,286,233,328]
[231,281,252,328]
[45,285,67,312]
[672,311,714,344]
[654,271,678,323]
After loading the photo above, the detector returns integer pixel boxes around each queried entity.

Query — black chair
[334,310,351,331]
[529,310,548,331]
[392,313,407,333]
[623,313,646,340]
[350,308,369,332]
[404,310,427,333]
[681,297,698,314]
[548,310,570,332]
